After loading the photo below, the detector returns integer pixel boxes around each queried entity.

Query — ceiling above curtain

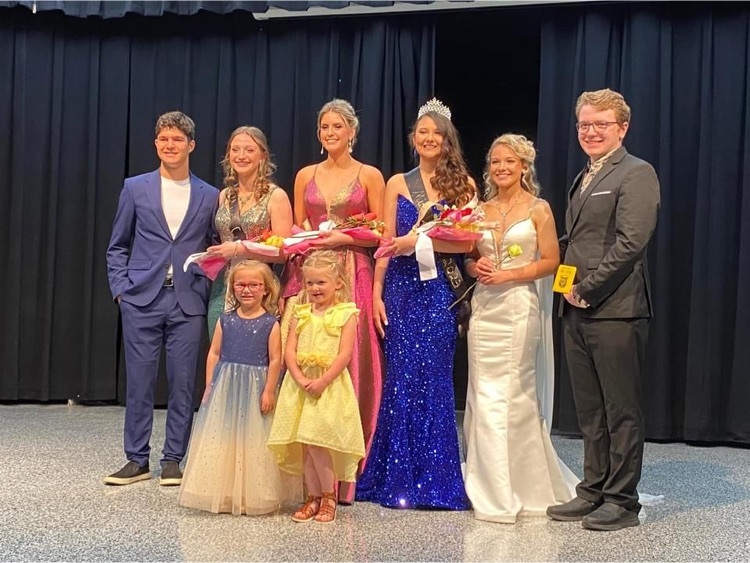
[0,0,590,19]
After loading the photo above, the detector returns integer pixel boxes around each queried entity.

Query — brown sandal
[291,495,321,523]
[314,492,337,524]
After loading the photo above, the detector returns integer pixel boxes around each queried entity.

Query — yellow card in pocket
[553,265,577,294]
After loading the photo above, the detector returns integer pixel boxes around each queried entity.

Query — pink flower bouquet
[283,213,384,255]
[183,231,282,281]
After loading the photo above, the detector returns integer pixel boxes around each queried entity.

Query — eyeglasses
[233,282,264,292]
[576,121,620,133]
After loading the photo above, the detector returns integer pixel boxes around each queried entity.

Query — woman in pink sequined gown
[283,99,385,504]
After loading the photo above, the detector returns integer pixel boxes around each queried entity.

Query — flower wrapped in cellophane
[374,203,498,259]
[283,213,385,255]
[183,230,283,281]
[424,204,498,241]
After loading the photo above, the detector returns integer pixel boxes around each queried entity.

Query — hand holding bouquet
[185,230,283,280]
[283,213,385,255]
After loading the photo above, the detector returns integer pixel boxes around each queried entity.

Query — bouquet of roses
[283,213,385,255]
[423,205,497,241]
[183,230,283,281]
[374,204,498,259]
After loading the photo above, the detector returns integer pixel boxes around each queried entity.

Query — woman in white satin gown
[463,134,577,523]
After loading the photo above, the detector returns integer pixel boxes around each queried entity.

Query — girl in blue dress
[356,100,476,510]
[179,260,299,515]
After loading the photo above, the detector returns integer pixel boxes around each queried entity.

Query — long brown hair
[221,126,277,206]
[411,112,474,207]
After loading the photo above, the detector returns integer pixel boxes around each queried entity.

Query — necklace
[237,191,255,206]
[490,192,523,232]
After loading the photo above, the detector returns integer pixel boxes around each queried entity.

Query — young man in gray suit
[546,89,660,531]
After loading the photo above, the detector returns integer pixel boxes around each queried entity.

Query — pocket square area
[590,191,612,196]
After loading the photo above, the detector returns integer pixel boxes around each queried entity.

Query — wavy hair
[221,126,277,207]
[483,134,542,200]
[575,88,631,124]
[301,250,351,304]
[411,112,475,207]
[155,111,195,141]
[225,260,281,316]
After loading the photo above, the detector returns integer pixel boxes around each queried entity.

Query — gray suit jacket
[560,146,660,318]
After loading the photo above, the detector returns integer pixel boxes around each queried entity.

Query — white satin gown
[463,208,578,523]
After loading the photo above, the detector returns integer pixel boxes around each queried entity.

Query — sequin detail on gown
[356,194,470,510]
[178,312,301,515]
[285,170,384,502]
[207,189,276,339]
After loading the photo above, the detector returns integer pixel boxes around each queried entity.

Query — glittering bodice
[476,208,538,270]
[219,311,276,366]
[214,188,276,242]
[304,175,368,227]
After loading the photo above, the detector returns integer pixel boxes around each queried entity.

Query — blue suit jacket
[106,169,219,316]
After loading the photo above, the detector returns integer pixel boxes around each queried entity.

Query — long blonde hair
[301,250,351,304]
[225,260,281,316]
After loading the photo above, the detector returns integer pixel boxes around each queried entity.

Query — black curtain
[0,6,434,402]
[536,2,750,443]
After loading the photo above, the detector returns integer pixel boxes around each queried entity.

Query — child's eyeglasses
[233,282,264,292]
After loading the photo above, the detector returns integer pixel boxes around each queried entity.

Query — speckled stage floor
[1,404,748,561]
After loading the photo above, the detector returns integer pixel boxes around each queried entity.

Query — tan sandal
[291,495,321,523]
[314,492,337,524]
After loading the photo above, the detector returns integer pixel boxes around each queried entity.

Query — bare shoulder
[385,173,408,197]
[531,197,555,223]
[360,164,386,186]
[295,164,317,185]
[269,185,291,204]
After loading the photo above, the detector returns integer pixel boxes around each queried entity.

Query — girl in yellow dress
[268,250,365,524]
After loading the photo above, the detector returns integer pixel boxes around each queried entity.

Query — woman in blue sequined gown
[356,102,475,509]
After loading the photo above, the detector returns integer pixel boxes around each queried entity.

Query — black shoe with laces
[159,461,183,486]
[103,461,150,486]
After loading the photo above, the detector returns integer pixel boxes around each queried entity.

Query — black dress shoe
[582,502,640,531]
[159,461,183,486]
[546,496,601,521]
[103,461,150,485]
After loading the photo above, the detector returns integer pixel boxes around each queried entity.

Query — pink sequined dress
[283,167,384,503]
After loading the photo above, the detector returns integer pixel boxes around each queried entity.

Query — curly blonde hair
[221,126,277,207]
[575,88,631,124]
[301,250,351,304]
[225,260,281,316]
[483,134,542,200]
[410,112,475,208]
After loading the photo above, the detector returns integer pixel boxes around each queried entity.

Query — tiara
[417,98,452,121]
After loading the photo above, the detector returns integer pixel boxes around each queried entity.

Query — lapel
[174,172,207,241]
[144,170,172,239]
[566,168,586,230]
[569,146,628,232]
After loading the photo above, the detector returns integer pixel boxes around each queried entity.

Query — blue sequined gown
[356,194,470,510]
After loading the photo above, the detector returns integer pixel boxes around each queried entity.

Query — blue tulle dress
[355,194,470,510]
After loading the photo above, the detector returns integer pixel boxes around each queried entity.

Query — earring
[347,139,353,154]
[320,144,325,155]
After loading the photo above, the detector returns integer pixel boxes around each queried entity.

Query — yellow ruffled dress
[268,302,366,482]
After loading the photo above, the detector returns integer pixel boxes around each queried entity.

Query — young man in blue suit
[105,111,219,486]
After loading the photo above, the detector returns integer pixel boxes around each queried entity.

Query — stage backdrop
[0,6,433,403]
[536,1,750,443]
